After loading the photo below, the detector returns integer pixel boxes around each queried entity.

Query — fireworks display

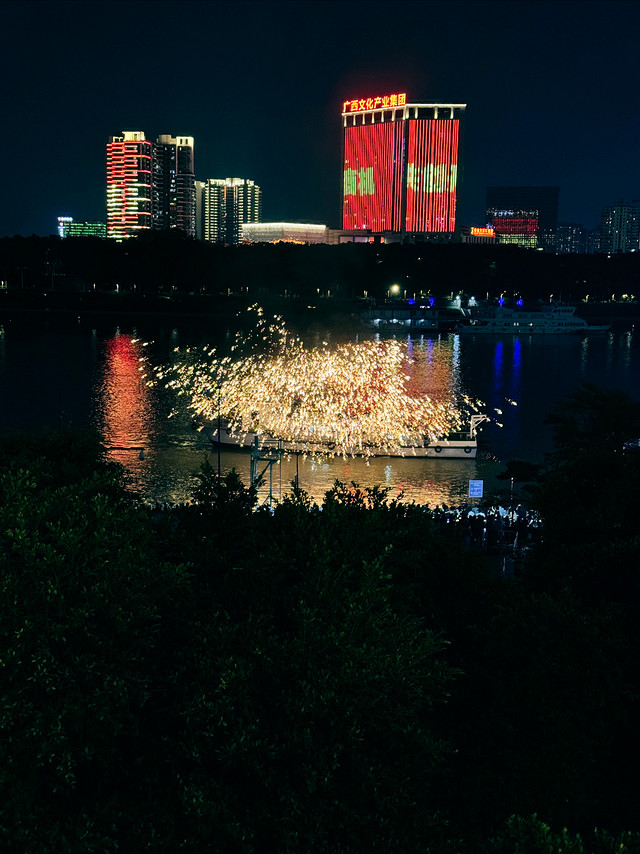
[144,307,487,457]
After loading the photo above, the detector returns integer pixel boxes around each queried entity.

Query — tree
[525,383,640,602]
[0,433,193,851]
[481,815,640,854]
[0,444,457,851]
[543,381,640,461]
[191,458,260,514]
[173,480,457,851]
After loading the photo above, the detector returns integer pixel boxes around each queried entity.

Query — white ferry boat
[457,304,610,334]
[204,413,488,459]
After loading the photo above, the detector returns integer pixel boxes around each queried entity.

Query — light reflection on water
[95,333,152,450]
[91,330,495,506]
[1,317,639,508]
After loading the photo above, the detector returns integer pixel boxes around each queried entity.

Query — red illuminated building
[106,132,153,240]
[107,131,196,240]
[342,95,465,237]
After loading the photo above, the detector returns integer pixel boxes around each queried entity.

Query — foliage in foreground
[1,401,640,850]
[482,815,640,854]
[0,434,452,852]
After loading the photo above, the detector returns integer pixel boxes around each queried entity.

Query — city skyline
[2,0,640,238]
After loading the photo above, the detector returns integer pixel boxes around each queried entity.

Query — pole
[217,387,221,479]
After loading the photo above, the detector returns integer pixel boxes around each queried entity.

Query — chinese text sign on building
[342,93,408,113]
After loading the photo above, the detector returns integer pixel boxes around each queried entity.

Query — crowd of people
[147,495,543,560]
[424,503,542,551]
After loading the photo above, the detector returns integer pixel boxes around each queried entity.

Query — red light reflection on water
[96,333,153,450]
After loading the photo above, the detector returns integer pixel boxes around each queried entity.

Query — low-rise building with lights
[460,226,497,244]
[241,222,327,244]
[486,186,559,251]
[57,216,106,238]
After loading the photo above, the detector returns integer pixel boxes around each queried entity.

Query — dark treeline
[1,383,640,852]
[1,231,640,303]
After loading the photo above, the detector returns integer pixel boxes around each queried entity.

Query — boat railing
[470,413,489,436]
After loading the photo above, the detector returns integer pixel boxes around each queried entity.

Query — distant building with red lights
[107,131,196,239]
[486,186,559,251]
[460,226,497,245]
[341,94,465,238]
[106,132,153,239]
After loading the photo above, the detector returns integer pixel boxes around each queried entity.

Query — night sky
[2,0,639,238]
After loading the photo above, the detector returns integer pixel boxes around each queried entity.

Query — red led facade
[106,137,153,239]
[405,119,459,233]
[492,216,538,236]
[342,122,404,231]
[341,103,463,236]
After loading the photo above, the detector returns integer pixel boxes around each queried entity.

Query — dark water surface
[1,312,638,507]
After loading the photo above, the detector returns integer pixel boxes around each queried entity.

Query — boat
[203,413,488,459]
[358,301,461,332]
[456,304,610,334]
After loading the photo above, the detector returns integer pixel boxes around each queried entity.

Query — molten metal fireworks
[144,307,486,456]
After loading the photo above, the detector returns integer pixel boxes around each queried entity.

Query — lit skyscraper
[341,93,465,236]
[106,131,153,239]
[555,222,587,254]
[107,131,196,239]
[153,135,196,236]
[107,131,153,240]
[598,202,640,254]
[196,178,262,244]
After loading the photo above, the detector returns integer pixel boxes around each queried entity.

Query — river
[0,311,638,507]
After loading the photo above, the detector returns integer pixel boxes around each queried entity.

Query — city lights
[343,121,404,231]
[342,99,464,234]
[406,119,460,232]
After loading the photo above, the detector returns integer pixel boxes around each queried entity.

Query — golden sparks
[145,307,486,457]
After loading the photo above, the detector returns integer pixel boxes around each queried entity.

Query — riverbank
[575,301,640,329]
[0,290,368,336]
[2,289,639,331]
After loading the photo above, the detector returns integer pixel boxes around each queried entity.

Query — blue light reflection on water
[1,316,639,507]
[511,338,522,393]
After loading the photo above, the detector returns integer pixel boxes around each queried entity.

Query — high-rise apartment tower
[107,131,196,239]
[153,135,196,236]
[555,222,587,254]
[341,93,465,236]
[196,178,262,245]
[106,131,153,239]
[599,202,640,254]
